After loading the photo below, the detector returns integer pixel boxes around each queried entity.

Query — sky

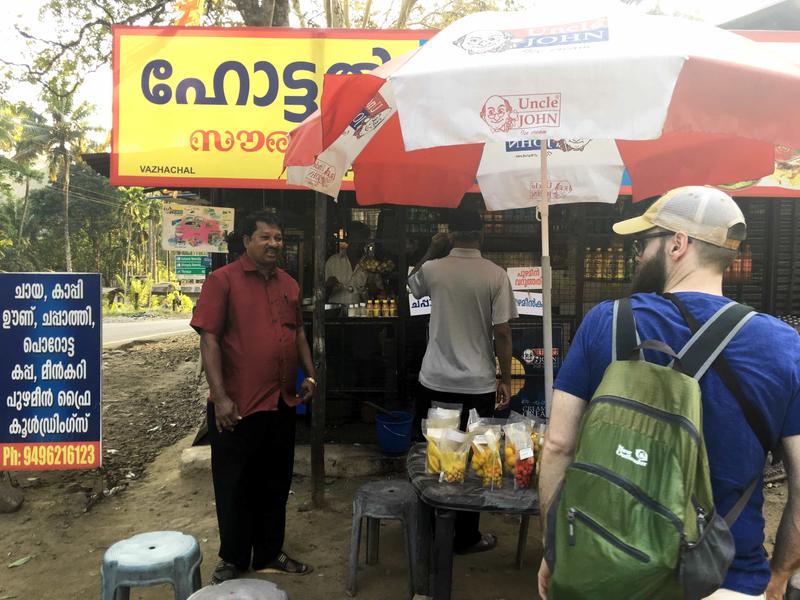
[0,0,787,146]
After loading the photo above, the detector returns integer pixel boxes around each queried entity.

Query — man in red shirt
[191,211,316,584]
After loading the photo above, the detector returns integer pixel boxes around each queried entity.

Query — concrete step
[181,443,406,478]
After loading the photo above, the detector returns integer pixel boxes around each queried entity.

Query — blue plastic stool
[101,531,202,600]
[188,578,288,599]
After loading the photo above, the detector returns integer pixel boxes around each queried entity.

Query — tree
[15,80,96,271]
[2,0,291,94]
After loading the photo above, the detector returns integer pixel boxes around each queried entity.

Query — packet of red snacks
[504,420,535,490]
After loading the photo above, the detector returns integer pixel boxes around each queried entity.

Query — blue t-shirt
[555,292,800,595]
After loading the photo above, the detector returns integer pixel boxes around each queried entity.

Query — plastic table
[406,443,539,600]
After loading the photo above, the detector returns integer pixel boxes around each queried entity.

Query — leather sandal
[255,551,314,575]
[211,560,239,584]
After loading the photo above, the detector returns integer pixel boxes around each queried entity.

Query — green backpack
[546,298,759,600]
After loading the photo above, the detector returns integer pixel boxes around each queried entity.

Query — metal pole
[539,140,554,419]
[312,192,327,507]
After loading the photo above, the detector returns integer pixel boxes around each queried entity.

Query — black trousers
[417,383,496,551]
[207,400,296,571]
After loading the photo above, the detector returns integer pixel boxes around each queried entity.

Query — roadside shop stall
[106,22,800,510]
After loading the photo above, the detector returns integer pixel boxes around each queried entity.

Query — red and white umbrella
[284,5,800,415]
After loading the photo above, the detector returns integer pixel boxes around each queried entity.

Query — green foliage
[5,0,288,94]
[0,238,12,261]
[102,283,194,316]
[164,289,194,312]
[405,0,522,28]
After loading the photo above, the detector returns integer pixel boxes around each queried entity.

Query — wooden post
[311,192,327,508]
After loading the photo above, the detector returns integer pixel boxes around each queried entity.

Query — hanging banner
[162,202,234,252]
[507,266,543,291]
[112,28,800,198]
[0,274,102,471]
[514,291,544,316]
[112,26,432,189]
[409,294,432,316]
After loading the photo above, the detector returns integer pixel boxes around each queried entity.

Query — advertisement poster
[162,202,234,253]
[505,324,563,421]
[409,294,432,316]
[113,28,800,199]
[112,26,432,189]
[508,266,543,290]
[514,291,544,316]
[0,274,102,471]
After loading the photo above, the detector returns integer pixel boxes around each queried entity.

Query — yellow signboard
[111,26,431,188]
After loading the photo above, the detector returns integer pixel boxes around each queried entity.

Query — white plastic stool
[188,578,288,599]
[101,531,202,600]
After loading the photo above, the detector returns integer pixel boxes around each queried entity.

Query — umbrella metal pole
[539,139,554,419]
[312,192,327,507]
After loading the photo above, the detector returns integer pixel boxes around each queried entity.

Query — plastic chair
[101,531,202,600]
[346,480,417,597]
[187,578,288,599]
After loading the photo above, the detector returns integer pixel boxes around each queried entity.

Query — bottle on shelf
[614,245,625,281]
[367,299,375,317]
[731,250,742,282]
[389,298,397,317]
[593,247,604,279]
[359,302,367,317]
[624,248,636,281]
[603,247,614,280]
[742,244,752,281]
[583,247,593,279]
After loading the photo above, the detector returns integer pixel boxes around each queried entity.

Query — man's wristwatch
[304,377,317,386]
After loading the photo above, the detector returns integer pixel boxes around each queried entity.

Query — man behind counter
[325,221,372,305]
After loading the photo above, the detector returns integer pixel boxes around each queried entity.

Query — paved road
[102,318,193,347]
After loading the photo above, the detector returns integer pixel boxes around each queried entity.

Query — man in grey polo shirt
[408,207,518,554]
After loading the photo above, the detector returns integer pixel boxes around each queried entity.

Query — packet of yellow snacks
[437,429,472,484]
[422,419,451,475]
[470,427,503,489]
[466,410,506,488]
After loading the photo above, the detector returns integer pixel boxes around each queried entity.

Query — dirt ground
[0,333,789,600]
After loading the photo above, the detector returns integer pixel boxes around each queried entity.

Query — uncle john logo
[305,158,337,188]
[452,18,609,55]
[349,94,391,139]
[480,93,561,135]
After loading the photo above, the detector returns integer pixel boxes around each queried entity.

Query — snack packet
[504,420,535,490]
[428,402,463,427]
[422,418,453,475]
[438,429,471,484]
[503,412,532,476]
[470,426,503,489]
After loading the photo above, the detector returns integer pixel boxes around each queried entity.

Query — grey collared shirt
[408,247,518,394]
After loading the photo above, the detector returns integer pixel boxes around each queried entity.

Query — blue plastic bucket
[375,411,413,455]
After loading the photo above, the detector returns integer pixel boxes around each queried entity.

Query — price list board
[0,273,101,470]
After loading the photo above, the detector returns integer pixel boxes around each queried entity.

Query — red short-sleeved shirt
[190,254,303,417]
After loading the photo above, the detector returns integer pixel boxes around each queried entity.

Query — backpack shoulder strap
[664,293,772,457]
[674,302,755,380]
[612,298,642,361]
[665,294,767,525]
